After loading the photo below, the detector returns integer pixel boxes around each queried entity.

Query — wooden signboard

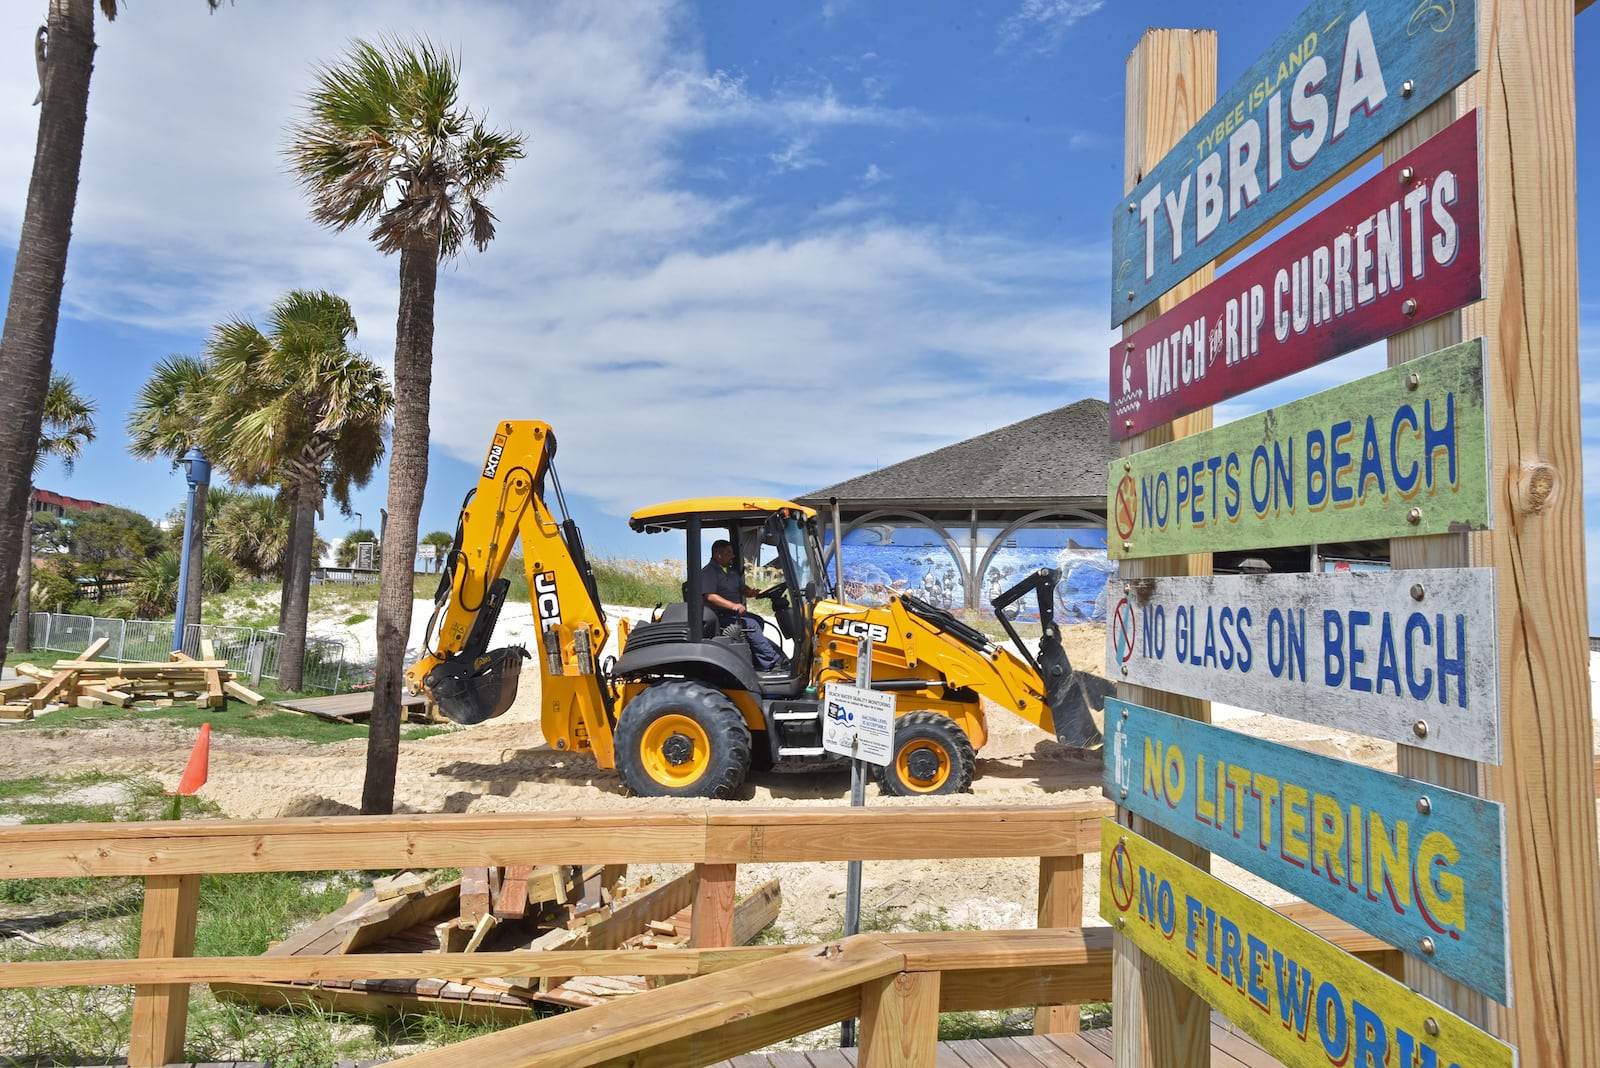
[1111,112,1483,440]
[1105,699,1509,1002]
[1110,0,1479,324]
[1105,567,1501,762]
[1108,338,1490,560]
[1100,820,1515,1068]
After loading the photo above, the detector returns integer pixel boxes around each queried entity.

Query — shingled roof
[799,397,1113,509]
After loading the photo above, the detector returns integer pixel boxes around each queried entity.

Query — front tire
[876,711,976,796]
[616,681,752,799]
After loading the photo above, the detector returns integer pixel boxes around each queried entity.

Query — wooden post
[1114,28,1218,1068]
[127,873,200,1068]
[1032,853,1083,1034]
[858,970,940,1067]
[689,863,736,948]
[1384,1,1600,1062]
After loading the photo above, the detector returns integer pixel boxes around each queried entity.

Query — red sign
[1110,111,1483,440]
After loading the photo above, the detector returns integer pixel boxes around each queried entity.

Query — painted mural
[830,525,1113,623]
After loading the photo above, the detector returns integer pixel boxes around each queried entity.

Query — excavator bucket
[426,646,530,725]
[1038,637,1106,749]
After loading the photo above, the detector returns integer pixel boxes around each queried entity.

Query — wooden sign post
[1110,1,1599,1065]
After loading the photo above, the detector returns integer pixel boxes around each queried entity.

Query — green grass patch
[7,693,457,745]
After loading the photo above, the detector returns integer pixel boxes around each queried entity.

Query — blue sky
[0,2,1594,621]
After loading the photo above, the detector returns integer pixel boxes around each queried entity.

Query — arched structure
[798,399,1115,614]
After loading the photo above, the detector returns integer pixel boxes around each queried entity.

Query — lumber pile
[8,638,263,715]
[210,863,783,1019]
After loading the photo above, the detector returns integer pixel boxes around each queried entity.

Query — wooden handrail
[0,802,1115,1066]
[0,799,1405,1068]
[0,802,1115,878]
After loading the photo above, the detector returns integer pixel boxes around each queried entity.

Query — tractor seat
[653,600,719,639]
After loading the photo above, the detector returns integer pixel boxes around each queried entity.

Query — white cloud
[998,0,1106,56]
[0,0,1117,542]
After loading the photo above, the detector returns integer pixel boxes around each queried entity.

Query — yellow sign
[1099,820,1513,1068]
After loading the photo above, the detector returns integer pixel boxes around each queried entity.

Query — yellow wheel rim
[639,714,712,789]
[895,740,952,793]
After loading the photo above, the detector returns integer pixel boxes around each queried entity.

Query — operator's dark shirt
[700,561,744,610]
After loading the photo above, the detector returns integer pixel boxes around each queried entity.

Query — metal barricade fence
[122,619,176,663]
[40,613,95,656]
[31,613,346,693]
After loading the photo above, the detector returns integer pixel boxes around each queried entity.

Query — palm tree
[421,530,453,574]
[126,354,212,637]
[208,490,291,582]
[0,0,223,673]
[12,373,97,653]
[204,290,393,691]
[286,37,524,814]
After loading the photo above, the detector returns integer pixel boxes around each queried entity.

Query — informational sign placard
[1111,112,1483,440]
[822,683,895,766]
[1107,338,1491,560]
[1105,699,1508,1002]
[1105,567,1500,762]
[1110,0,1479,324]
[1100,820,1514,1068]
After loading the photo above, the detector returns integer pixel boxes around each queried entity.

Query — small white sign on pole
[822,683,895,766]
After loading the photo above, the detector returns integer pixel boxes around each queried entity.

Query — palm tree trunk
[11,516,34,654]
[363,237,436,815]
[277,469,319,692]
[278,487,303,631]
[0,0,96,672]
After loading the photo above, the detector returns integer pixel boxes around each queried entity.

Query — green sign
[1108,339,1490,560]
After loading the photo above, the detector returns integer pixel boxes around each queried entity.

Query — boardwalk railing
[0,803,1396,1067]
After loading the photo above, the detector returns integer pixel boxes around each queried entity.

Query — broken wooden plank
[28,670,77,710]
[495,865,533,921]
[13,663,53,682]
[0,703,34,721]
[265,889,378,958]
[731,877,782,947]
[79,637,112,662]
[460,868,491,928]
[374,872,435,901]
[338,881,462,955]
[51,658,228,673]
[462,914,499,954]
[0,677,39,699]
[80,684,133,708]
[222,679,265,706]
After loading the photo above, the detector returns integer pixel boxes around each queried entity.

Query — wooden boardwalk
[713,1016,1279,1066]
[64,1018,1278,1067]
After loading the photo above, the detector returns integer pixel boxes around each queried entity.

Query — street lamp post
[172,447,211,652]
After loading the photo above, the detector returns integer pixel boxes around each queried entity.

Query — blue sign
[1106,698,1508,1003]
[1111,0,1479,325]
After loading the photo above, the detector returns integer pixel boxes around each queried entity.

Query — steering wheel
[755,582,787,601]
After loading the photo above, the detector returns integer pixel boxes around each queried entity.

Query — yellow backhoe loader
[405,420,1109,799]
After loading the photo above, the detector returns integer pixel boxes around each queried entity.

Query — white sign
[1106,567,1501,762]
[822,683,896,766]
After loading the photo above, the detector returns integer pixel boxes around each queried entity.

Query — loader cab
[628,497,827,682]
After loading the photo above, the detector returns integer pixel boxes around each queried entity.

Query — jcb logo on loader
[830,619,888,643]
[482,435,507,479]
[535,571,561,629]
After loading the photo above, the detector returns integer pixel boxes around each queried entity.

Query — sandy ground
[4,606,1598,940]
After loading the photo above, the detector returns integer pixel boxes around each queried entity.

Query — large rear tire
[876,711,976,796]
[615,681,752,799]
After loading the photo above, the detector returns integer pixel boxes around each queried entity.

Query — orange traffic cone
[174,723,210,796]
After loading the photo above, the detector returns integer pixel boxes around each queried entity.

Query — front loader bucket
[426,646,530,725]
[1038,639,1106,749]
